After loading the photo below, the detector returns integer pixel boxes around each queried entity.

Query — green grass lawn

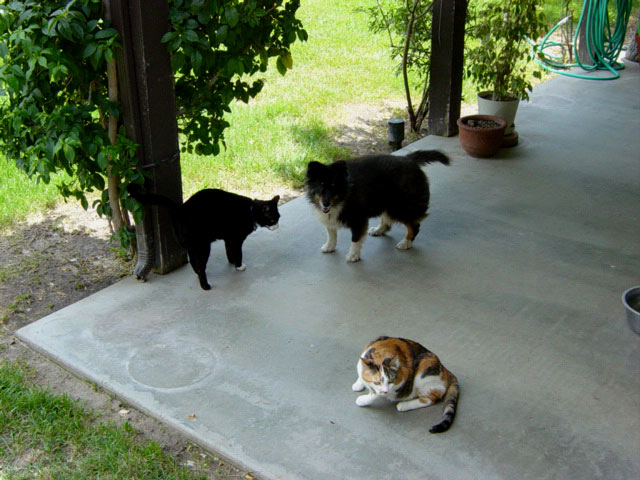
[0,361,207,479]
[0,156,67,229]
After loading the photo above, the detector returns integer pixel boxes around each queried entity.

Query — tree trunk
[104,0,128,235]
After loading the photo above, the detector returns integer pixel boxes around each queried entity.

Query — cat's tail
[127,184,180,212]
[429,376,459,434]
[405,150,450,166]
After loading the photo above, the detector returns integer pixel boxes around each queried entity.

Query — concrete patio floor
[18,60,640,480]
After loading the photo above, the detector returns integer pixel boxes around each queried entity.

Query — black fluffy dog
[305,150,449,262]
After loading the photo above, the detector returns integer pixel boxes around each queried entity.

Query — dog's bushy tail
[127,183,180,212]
[405,150,450,166]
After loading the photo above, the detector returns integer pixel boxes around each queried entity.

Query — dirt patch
[0,206,249,478]
[0,100,415,478]
[329,98,408,155]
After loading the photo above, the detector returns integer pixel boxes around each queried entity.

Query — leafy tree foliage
[0,0,306,245]
[465,0,546,101]
[0,0,140,226]
[165,0,307,156]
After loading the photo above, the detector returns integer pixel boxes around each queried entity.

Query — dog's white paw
[396,239,412,250]
[235,264,246,271]
[368,226,387,236]
[321,243,336,253]
[346,251,361,262]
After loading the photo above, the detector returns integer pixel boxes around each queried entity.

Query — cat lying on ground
[352,336,459,433]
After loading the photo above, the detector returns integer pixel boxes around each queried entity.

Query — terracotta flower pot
[457,115,507,158]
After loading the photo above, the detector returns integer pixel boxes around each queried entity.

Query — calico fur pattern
[305,150,450,262]
[352,336,459,433]
[128,184,279,291]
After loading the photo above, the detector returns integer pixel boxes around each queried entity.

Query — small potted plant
[457,114,507,158]
[464,0,546,145]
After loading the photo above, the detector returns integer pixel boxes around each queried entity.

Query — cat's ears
[360,356,374,366]
[271,195,280,204]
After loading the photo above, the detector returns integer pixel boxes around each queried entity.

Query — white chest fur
[313,203,345,229]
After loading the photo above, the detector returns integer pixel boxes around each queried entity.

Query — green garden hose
[532,0,632,79]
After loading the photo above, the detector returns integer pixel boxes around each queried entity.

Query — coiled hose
[531,0,632,79]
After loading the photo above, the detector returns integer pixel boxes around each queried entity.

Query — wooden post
[427,0,468,137]
[109,0,186,276]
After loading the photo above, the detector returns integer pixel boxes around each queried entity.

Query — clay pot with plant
[465,0,546,145]
[457,114,506,158]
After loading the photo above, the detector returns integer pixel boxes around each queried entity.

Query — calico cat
[352,336,459,433]
[128,184,280,291]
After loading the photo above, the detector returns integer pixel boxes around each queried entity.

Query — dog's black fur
[305,150,449,262]
[128,184,280,290]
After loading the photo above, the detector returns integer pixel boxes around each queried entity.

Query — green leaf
[91,47,103,69]
[280,52,293,70]
[225,7,239,28]
[259,50,268,67]
[161,31,176,43]
[44,18,57,36]
[191,50,203,71]
[83,42,97,58]
[228,58,244,75]
[185,19,199,30]
[276,56,287,75]
[183,29,198,42]
[170,51,186,71]
[216,25,228,42]
[94,28,117,40]
[63,144,75,162]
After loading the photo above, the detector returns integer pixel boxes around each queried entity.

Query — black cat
[128,184,280,290]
